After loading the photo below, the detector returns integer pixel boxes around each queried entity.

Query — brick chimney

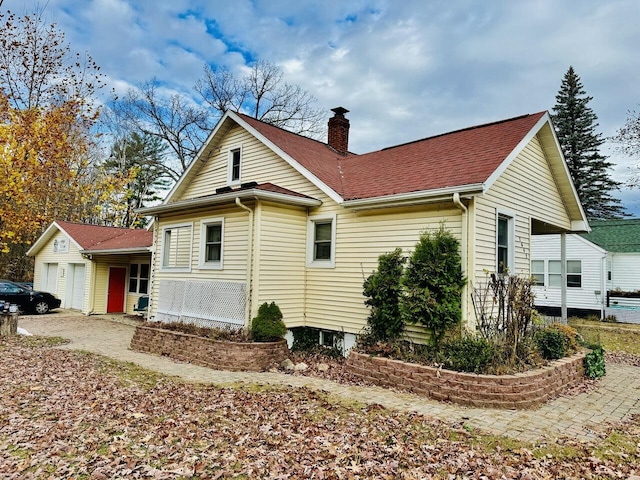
[327,107,350,154]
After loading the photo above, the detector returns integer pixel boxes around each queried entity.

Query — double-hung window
[566,260,582,288]
[129,264,149,294]
[531,260,545,286]
[227,147,242,185]
[199,218,224,269]
[161,223,193,272]
[548,260,582,288]
[307,214,336,268]
[496,210,514,274]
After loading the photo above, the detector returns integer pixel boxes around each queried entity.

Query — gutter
[137,188,321,216]
[235,197,255,328]
[341,184,484,211]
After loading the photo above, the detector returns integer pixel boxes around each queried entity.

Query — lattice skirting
[155,279,246,329]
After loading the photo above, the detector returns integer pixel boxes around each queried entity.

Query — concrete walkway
[18,312,640,443]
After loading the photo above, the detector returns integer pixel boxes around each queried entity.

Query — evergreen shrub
[535,328,567,360]
[251,302,287,342]
[441,336,495,373]
[363,248,406,341]
[402,226,466,348]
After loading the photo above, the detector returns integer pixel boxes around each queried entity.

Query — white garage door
[43,263,58,294]
[70,264,85,310]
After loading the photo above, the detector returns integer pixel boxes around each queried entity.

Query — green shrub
[290,326,320,351]
[290,327,343,358]
[441,336,495,373]
[535,328,566,360]
[402,226,466,348]
[363,248,406,341]
[251,302,287,342]
[549,323,580,354]
[584,345,606,379]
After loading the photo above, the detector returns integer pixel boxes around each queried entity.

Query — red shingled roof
[239,111,547,201]
[56,221,152,251]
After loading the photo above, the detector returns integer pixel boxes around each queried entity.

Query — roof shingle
[239,111,546,200]
[56,221,152,251]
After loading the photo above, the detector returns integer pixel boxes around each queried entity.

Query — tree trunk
[0,314,18,336]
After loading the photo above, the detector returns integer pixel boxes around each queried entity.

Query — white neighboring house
[531,234,607,318]
[531,218,640,320]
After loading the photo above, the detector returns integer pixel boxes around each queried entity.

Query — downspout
[600,253,607,320]
[453,193,469,330]
[561,232,567,322]
[88,255,97,315]
[235,197,254,328]
[147,217,158,322]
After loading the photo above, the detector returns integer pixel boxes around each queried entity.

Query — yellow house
[27,221,153,315]
[138,107,588,349]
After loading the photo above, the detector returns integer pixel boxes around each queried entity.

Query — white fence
[155,279,246,329]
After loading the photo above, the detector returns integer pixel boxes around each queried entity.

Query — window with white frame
[161,224,192,271]
[496,211,514,274]
[307,214,336,267]
[567,260,582,288]
[548,260,582,288]
[199,218,224,269]
[227,147,241,185]
[548,260,561,287]
[129,263,149,294]
[531,260,545,286]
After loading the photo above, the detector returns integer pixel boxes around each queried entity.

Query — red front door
[107,267,127,313]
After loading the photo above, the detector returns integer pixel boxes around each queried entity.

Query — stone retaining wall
[130,325,288,372]
[346,351,586,409]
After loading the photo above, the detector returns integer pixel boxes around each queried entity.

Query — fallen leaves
[0,337,638,479]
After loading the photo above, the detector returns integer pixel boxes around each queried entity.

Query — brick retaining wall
[130,325,288,372]
[346,351,586,409]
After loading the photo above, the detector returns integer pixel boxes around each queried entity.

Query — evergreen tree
[552,66,625,219]
[103,132,172,227]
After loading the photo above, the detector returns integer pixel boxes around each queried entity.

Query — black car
[0,280,61,314]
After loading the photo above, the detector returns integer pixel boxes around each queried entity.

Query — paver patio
[18,312,640,443]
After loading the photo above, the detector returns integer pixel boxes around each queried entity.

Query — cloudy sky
[6,0,640,214]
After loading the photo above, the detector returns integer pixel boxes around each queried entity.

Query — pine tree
[552,66,625,219]
[103,132,172,227]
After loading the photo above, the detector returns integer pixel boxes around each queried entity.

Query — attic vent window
[227,146,242,185]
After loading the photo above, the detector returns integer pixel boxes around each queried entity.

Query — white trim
[226,145,242,186]
[341,184,484,211]
[228,112,345,204]
[496,208,516,273]
[547,259,583,289]
[484,114,549,192]
[160,222,193,273]
[27,221,83,256]
[198,217,224,270]
[307,213,337,268]
[531,259,545,286]
[137,187,321,216]
[127,262,150,295]
[162,111,344,206]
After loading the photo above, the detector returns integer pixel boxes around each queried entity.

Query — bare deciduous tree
[109,80,210,178]
[0,9,105,111]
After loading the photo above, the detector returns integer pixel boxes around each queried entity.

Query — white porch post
[561,232,567,322]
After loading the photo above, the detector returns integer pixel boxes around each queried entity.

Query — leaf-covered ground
[1,337,639,479]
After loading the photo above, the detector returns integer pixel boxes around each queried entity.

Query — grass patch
[4,335,70,348]
[95,358,167,390]
[568,319,640,354]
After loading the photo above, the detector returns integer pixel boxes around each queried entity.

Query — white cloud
[28,0,640,213]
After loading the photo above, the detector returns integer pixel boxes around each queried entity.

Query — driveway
[18,312,640,443]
